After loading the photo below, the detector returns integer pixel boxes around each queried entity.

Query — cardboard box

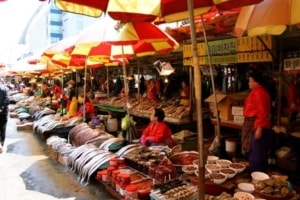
[233,115,245,124]
[205,93,248,120]
[232,106,244,116]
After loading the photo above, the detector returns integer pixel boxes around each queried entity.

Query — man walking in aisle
[0,79,9,153]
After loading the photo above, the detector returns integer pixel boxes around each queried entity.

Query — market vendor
[28,83,38,96]
[242,70,272,173]
[52,79,63,99]
[140,108,174,148]
[146,79,158,101]
[41,82,51,98]
[179,79,190,107]
[64,80,77,117]
[70,93,95,122]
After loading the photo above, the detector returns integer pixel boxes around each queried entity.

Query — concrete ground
[0,111,115,200]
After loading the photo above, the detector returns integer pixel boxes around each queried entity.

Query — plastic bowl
[193,159,199,167]
[219,168,237,179]
[205,164,221,173]
[206,155,219,164]
[169,151,198,167]
[234,191,255,200]
[237,183,255,193]
[216,159,232,168]
[209,173,227,185]
[182,165,197,175]
[251,171,270,183]
[229,163,246,173]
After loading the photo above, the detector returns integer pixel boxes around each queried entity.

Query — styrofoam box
[232,106,244,116]
[234,115,245,124]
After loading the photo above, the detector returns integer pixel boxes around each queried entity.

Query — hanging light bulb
[164,77,169,83]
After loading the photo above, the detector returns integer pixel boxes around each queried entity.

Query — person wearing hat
[242,70,272,172]
[0,81,9,153]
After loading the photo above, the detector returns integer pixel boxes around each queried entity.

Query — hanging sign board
[237,35,273,63]
[284,57,300,74]
[237,51,272,63]
[183,35,273,65]
[201,66,217,76]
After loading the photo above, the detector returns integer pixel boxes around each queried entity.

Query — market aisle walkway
[0,109,114,200]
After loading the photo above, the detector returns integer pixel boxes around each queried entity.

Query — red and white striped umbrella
[41,36,78,60]
[68,17,179,61]
[54,0,263,22]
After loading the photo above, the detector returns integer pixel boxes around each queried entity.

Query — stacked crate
[231,106,244,124]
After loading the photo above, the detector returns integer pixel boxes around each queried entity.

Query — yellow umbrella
[233,0,300,37]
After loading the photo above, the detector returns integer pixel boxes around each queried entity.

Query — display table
[96,104,127,113]
[131,111,196,125]
[211,118,243,130]
[210,118,243,157]
[98,180,123,200]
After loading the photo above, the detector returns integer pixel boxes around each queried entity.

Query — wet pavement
[0,109,115,200]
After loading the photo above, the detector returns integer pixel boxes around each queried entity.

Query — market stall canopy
[50,53,124,70]
[54,0,263,22]
[8,58,48,72]
[233,0,300,37]
[5,52,62,77]
[67,16,179,61]
[41,36,79,60]
[163,7,241,43]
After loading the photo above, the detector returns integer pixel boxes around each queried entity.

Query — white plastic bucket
[107,118,118,132]
[225,138,237,153]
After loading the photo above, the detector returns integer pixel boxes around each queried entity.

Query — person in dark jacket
[0,81,10,153]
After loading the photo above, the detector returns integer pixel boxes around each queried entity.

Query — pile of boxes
[205,92,248,122]
[231,106,244,124]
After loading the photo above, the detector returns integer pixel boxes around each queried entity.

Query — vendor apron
[242,117,256,153]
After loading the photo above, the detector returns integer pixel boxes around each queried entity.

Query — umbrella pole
[106,65,109,99]
[187,0,205,199]
[90,69,93,99]
[277,40,283,126]
[121,45,130,116]
[61,68,64,92]
[189,65,193,111]
[200,15,221,155]
[76,70,79,98]
[137,58,140,103]
[83,57,88,122]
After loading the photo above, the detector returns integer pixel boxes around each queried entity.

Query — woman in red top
[146,79,158,101]
[242,70,272,172]
[52,79,63,99]
[140,108,174,148]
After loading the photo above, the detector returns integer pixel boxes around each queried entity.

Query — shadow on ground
[19,158,115,200]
